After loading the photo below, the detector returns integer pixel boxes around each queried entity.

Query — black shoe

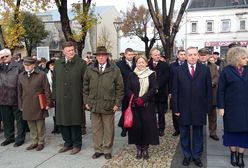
[193,158,203,167]
[104,153,112,160]
[13,141,24,147]
[120,129,127,137]
[172,131,180,136]
[209,135,219,141]
[237,152,245,168]
[159,130,164,137]
[1,139,15,146]
[182,157,190,166]
[92,152,104,159]
[230,151,237,166]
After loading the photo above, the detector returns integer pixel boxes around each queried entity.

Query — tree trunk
[56,0,74,42]
[0,26,6,49]
[147,0,189,60]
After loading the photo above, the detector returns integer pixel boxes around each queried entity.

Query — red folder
[38,94,47,110]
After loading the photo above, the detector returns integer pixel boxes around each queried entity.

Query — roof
[37,6,116,22]
[188,0,248,11]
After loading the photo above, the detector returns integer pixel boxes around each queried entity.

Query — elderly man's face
[96,54,108,65]
[151,50,161,62]
[63,46,75,61]
[186,48,199,65]
[2,54,12,63]
[23,63,35,73]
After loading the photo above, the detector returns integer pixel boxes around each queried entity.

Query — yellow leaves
[70,3,97,42]
[0,11,25,49]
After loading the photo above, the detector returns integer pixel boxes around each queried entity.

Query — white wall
[177,7,248,54]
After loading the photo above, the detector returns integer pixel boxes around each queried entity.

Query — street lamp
[113,20,123,59]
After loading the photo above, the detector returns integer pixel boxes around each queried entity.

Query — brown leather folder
[38,94,47,110]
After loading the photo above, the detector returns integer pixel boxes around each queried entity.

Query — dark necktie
[190,65,195,77]
[99,66,103,72]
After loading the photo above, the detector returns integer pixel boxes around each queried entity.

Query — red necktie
[190,65,195,77]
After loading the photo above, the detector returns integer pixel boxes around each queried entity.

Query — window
[206,20,214,32]
[191,22,198,33]
[240,20,246,31]
[221,19,231,32]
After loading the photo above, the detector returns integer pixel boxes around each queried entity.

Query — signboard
[205,41,248,47]
[37,46,50,61]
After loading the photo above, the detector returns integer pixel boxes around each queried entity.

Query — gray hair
[227,47,248,67]
[186,46,198,54]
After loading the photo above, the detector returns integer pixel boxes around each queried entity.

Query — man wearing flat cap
[198,48,220,141]
[53,41,87,155]
[83,46,124,160]
[0,48,26,147]
[18,57,52,151]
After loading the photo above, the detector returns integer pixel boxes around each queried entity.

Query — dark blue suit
[172,62,211,159]
[169,60,185,133]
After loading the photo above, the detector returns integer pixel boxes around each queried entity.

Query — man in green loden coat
[53,41,87,155]
[83,46,124,160]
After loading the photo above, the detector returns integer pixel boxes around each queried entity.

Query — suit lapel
[182,63,192,79]
[193,63,202,79]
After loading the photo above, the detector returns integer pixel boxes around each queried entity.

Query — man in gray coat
[53,41,87,155]
[83,46,124,160]
[0,48,26,147]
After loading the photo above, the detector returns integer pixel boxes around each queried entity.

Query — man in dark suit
[116,48,136,137]
[148,49,169,137]
[168,49,186,136]
[172,47,212,167]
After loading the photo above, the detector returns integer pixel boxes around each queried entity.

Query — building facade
[183,0,248,57]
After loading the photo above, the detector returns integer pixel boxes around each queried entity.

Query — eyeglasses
[1,55,9,59]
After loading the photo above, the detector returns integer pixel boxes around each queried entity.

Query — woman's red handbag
[124,94,134,128]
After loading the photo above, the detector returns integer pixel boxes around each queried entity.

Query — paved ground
[171,114,248,168]
[0,111,127,168]
[0,111,247,168]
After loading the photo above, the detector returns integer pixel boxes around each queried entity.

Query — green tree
[121,4,158,58]
[55,0,97,57]
[0,0,50,51]
[147,0,189,60]
[22,12,48,56]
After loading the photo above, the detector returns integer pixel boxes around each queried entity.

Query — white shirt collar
[99,62,107,72]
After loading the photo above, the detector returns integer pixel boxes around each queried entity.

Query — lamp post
[113,20,123,59]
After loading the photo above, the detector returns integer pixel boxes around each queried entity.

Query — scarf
[134,67,154,97]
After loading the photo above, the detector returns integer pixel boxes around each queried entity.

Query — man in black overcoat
[168,49,186,136]
[172,47,212,167]
[116,48,136,137]
[148,49,169,137]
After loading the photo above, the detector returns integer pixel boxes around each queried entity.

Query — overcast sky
[67,0,184,51]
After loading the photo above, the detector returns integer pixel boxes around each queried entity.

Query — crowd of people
[0,41,247,168]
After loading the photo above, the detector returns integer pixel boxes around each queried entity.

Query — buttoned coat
[18,68,52,120]
[83,61,124,114]
[172,63,212,125]
[52,56,87,125]
[217,65,248,132]
[0,60,23,105]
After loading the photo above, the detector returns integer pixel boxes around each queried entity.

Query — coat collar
[229,65,248,79]
[182,62,202,79]
[60,56,78,64]
[91,60,114,73]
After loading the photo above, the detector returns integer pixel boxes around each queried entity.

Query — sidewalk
[0,111,127,168]
[171,114,248,168]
